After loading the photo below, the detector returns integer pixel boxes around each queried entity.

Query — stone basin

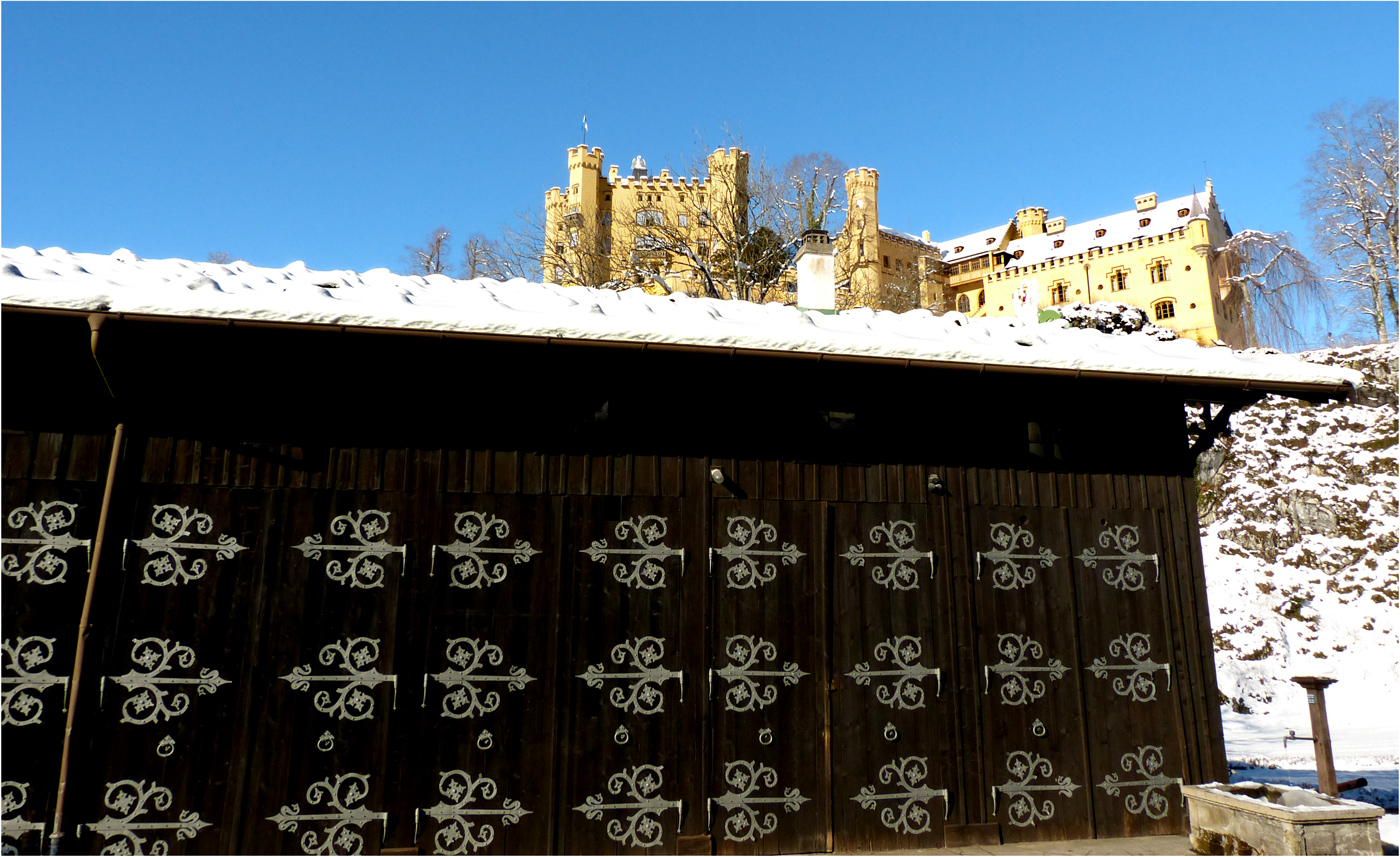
[1183,782,1384,855]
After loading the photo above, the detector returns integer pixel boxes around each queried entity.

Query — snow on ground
[0,246,1362,391]
[1202,343,1399,817]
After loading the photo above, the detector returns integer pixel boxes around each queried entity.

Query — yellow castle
[544,146,1248,347]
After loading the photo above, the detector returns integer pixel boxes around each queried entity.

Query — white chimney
[795,230,837,314]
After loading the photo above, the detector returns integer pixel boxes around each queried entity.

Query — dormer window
[1053,239,1064,249]
[1095,228,1107,238]
[1178,208,1190,217]
[985,237,996,245]
[1139,217,1151,228]
[1013,249,1024,259]
[954,245,964,253]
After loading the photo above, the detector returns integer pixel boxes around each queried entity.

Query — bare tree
[207,250,234,265]
[1301,99,1398,342]
[459,232,514,281]
[1216,230,1328,351]
[403,226,452,276]
[781,152,848,235]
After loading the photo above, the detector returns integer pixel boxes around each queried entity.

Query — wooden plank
[762,459,781,500]
[444,449,467,493]
[659,455,683,498]
[588,454,609,496]
[631,454,657,497]
[495,449,520,494]
[232,451,257,487]
[140,436,173,483]
[566,454,589,495]
[333,447,357,490]
[472,449,492,493]
[1175,475,1229,783]
[355,447,382,490]
[382,448,407,492]
[610,454,629,496]
[2,433,33,478]
[1145,477,1202,785]
[943,467,985,826]
[521,451,546,494]
[30,432,64,480]
[65,433,107,482]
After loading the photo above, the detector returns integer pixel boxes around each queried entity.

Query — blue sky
[3,2,1397,276]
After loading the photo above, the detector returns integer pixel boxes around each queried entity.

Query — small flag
[582,112,588,133]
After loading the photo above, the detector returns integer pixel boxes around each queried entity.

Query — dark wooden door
[397,493,566,855]
[1068,509,1187,837]
[829,503,958,852]
[238,488,409,856]
[969,505,1093,844]
[708,499,829,855]
[554,496,707,854]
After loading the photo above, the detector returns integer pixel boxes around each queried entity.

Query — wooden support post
[1291,676,1339,797]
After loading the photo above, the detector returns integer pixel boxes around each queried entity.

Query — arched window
[1154,299,1176,320]
[1150,259,1170,283]
[1110,270,1129,291]
[957,294,970,313]
[1050,281,1069,304]
[978,291,986,308]
[636,210,663,226]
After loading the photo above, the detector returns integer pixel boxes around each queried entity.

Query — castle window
[678,214,689,227]
[1053,239,1064,249]
[603,239,612,254]
[1139,217,1151,228]
[1013,249,1024,259]
[957,294,970,313]
[699,212,711,226]
[636,210,663,226]
[602,213,612,226]
[858,240,865,259]
[1050,281,1069,303]
[954,245,964,253]
[569,230,579,247]
[698,240,708,255]
[1095,228,1107,238]
[1110,270,1128,291]
[978,291,986,308]
[883,255,890,268]
[986,237,995,245]
[635,235,664,250]
[1150,259,1170,283]
[895,259,903,272]
[1178,207,1190,217]
[1153,299,1176,320]
[554,243,564,255]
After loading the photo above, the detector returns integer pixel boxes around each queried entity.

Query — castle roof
[1002,191,1205,270]
[877,225,939,249]
[0,245,1359,397]
[935,222,1014,263]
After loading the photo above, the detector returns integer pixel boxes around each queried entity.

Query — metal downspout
[48,315,124,854]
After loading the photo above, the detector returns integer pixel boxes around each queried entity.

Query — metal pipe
[48,422,125,855]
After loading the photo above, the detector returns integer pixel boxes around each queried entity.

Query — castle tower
[1015,206,1048,237]
[706,147,750,234]
[568,145,605,221]
[844,168,881,299]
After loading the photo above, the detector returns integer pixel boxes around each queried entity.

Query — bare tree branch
[1216,229,1328,351]
[402,226,452,276]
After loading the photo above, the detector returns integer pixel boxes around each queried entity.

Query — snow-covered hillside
[1199,343,1398,782]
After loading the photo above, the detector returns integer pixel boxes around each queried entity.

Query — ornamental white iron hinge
[1087,632,1171,702]
[1096,745,1182,819]
[711,516,804,590]
[851,756,949,835]
[124,504,246,587]
[711,760,809,843]
[1,781,45,849]
[581,516,684,590]
[425,637,535,719]
[840,521,933,590]
[280,637,396,721]
[983,633,1065,706]
[431,511,539,590]
[577,636,682,715]
[715,635,807,713]
[977,522,1060,591]
[295,510,405,590]
[101,637,229,725]
[847,635,940,710]
[573,764,682,849]
[416,769,531,855]
[2,501,90,585]
[79,778,211,855]
[991,751,1080,828]
[1076,525,1159,591]
[2,636,70,726]
[267,772,387,856]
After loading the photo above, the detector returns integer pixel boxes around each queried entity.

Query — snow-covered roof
[936,222,1013,263]
[1004,191,1204,269]
[877,225,938,249]
[0,246,1361,395]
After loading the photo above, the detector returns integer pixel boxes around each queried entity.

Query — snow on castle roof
[0,246,1360,395]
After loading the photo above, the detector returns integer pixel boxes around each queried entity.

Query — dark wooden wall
[2,426,1226,855]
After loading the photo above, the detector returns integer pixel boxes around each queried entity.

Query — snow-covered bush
[1054,301,1178,341]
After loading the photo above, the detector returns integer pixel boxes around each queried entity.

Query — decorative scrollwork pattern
[280,638,395,721]
[422,770,531,855]
[295,510,403,590]
[1087,633,1171,702]
[430,638,535,719]
[577,636,682,716]
[713,760,809,843]
[978,522,1060,591]
[715,517,805,590]
[985,634,1065,706]
[716,635,807,713]
[128,504,246,587]
[840,521,930,590]
[994,751,1080,828]
[851,756,948,835]
[573,764,681,849]
[847,635,940,710]
[434,512,539,590]
[2,501,89,585]
[2,781,44,849]
[86,778,211,855]
[266,773,387,856]
[2,637,69,726]
[1076,525,1158,592]
[1096,745,1181,820]
[581,516,682,590]
[106,638,229,726]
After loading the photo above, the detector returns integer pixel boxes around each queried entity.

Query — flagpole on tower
[582,111,588,146]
